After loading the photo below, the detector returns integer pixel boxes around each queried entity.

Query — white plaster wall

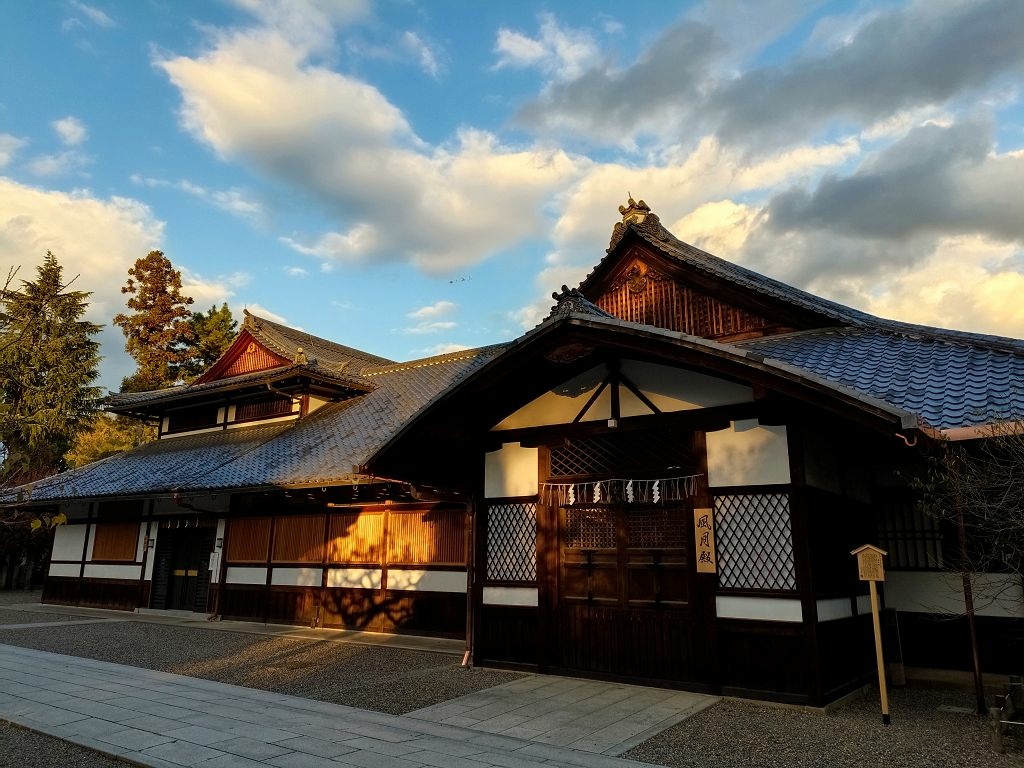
[226,567,268,585]
[144,523,157,581]
[135,524,148,562]
[48,563,81,578]
[484,443,539,499]
[707,422,790,488]
[208,519,226,585]
[387,569,466,593]
[817,597,854,622]
[716,595,802,622]
[308,396,330,414]
[83,564,142,580]
[226,413,299,430]
[271,567,323,587]
[51,524,87,561]
[327,568,383,589]
[84,524,95,562]
[856,594,871,614]
[885,571,1024,619]
[483,587,539,607]
[492,361,755,430]
[620,361,753,413]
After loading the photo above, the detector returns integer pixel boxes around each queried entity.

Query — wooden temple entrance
[151,522,216,613]
[533,427,711,688]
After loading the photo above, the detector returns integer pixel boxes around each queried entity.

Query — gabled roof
[8,344,505,503]
[737,326,1024,433]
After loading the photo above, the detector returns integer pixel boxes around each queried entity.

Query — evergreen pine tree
[0,252,101,486]
[183,303,236,381]
[113,250,195,392]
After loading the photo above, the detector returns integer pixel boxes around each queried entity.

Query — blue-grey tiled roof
[737,327,1024,430]
[8,345,506,502]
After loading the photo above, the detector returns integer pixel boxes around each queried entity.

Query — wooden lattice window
[91,522,139,561]
[486,501,537,582]
[235,396,293,421]
[166,405,219,433]
[272,515,325,562]
[226,517,271,563]
[328,513,384,564]
[564,507,617,550]
[714,493,796,591]
[387,508,465,565]
[626,506,686,549]
[549,431,692,479]
[877,498,945,571]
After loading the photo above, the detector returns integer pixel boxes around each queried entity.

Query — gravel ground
[0,720,130,768]
[0,589,45,605]
[0,620,523,715]
[0,608,90,625]
[624,686,1024,768]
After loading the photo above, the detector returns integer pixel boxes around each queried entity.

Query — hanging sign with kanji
[851,544,887,582]
[694,507,716,573]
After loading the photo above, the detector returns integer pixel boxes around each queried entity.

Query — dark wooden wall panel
[477,606,539,666]
[273,515,325,562]
[716,619,808,699]
[91,522,139,561]
[42,576,80,606]
[226,517,271,562]
[76,578,141,611]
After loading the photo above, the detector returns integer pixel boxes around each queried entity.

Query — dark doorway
[151,525,216,612]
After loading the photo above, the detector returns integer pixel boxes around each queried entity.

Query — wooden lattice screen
[91,522,139,561]
[226,517,272,562]
[272,515,325,562]
[328,512,384,563]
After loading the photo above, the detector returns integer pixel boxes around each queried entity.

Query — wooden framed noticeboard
[851,544,887,582]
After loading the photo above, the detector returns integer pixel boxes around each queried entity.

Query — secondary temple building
[8,199,1024,706]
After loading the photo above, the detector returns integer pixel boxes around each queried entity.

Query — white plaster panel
[483,587,539,607]
[817,597,854,622]
[706,422,790,488]
[493,366,605,430]
[51,524,88,562]
[621,361,754,412]
[143,523,156,581]
[83,564,142,580]
[387,569,466,593]
[85,524,95,561]
[716,595,803,622]
[308,396,330,414]
[856,594,871,614]
[226,567,268,585]
[484,443,539,499]
[136,524,148,562]
[327,568,383,590]
[226,413,298,430]
[271,567,323,587]
[48,562,81,578]
[885,571,1024,619]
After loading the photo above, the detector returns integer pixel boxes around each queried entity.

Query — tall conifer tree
[114,250,195,392]
[0,253,101,486]
[183,303,236,381]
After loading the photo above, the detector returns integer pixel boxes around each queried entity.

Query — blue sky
[2,0,1023,391]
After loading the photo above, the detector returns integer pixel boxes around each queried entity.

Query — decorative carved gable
[593,250,792,341]
[195,330,290,383]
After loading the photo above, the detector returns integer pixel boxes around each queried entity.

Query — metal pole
[869,580,891,726]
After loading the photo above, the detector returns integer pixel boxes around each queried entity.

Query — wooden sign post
[852,544,890,725]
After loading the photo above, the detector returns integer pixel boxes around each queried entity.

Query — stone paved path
[409,675,718,756]
[0,644,672,768]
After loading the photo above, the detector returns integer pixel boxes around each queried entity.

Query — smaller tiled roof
[737,326,1024,431]
[243,311,394,370]
[5,343,506,503]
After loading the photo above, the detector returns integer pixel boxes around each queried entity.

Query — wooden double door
[151,525,216,612]
[555,502,699,683]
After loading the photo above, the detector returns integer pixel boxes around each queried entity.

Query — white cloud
[285,265,308,277]
[493,13,600,81]
[400,31,442,78]
[404,301,457,334]
[408,300,455,320]
[413,342,471,357]
[0,134,27,167]
[131,174,265,223]
[66,1,117,29]
[160,27,583,275]
[0,179,163,389]
[27,150,89,177]
[52,116,88,146]
[240,303,289,324]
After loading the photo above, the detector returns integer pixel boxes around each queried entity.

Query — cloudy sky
[2,0,1023,391]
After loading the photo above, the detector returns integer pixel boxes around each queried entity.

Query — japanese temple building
[7,199,1024,706]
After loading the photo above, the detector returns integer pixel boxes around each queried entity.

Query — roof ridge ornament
[546,285,615,321]
[608,196,668,253]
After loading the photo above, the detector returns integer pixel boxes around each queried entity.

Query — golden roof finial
[618,195,651,223]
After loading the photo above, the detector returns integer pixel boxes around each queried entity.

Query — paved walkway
[409,677,717,756]
[0,644,669,768]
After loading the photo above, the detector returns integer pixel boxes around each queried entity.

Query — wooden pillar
[535,446,559,672]
[692,430,720,694]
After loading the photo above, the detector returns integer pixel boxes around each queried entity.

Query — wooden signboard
[694,507,716,573]
[852,544,886,581]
